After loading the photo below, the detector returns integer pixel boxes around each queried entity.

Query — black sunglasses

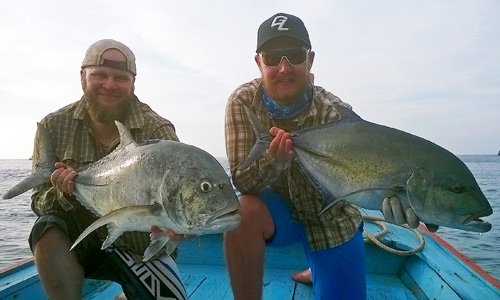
[259,47,309,67]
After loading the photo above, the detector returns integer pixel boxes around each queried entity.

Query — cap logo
[271,16,289,31]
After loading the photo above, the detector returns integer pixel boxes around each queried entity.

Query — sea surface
[0,156,499,282]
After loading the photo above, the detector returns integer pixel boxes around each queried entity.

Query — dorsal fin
[333,103,363,123]
[114,121,137,148]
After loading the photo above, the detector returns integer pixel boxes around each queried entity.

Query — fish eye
[451,184,464,193]
[200,181,213,192]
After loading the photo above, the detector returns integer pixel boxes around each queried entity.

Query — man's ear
[308,51,315,70]
[255,55,262,67]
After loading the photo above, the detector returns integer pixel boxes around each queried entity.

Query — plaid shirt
[225,78,362,250]
[31,95,178,258]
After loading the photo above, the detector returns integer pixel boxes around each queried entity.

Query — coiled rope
[362,216,425,256]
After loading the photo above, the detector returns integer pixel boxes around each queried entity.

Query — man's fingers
[269,127,279,137]
[163,228,196,241]
[405,208,419,229]
[389,197,405,224]
[285,139,294,156]
[50,168,64,187]
[382,197,395,223]
[269,130,284,156]
[382,197,420,227]
[51,167,76,194]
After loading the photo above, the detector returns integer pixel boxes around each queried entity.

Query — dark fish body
[241,104,492,232]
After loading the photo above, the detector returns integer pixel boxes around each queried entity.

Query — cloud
[1,0,499,158]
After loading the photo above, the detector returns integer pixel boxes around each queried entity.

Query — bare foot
[115,292,128,300]
[291,268,312,284]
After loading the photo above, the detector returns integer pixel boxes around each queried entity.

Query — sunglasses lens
[261,48,308,67]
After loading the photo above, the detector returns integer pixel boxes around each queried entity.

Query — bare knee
[34,227,71,258]
[230,194,275,240]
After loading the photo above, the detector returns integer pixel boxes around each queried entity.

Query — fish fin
[3,123,57,199]
[239,105,273,170]
[70,204,163,251]
[292,103,363,137]
[333,103,363,123]
[71,215,110,251]
[101,224,126,249]
[115,121,138,148]
[318,187,397,216]
[318,199,340,216]
[2,169,52,199]
[143,232,179,261]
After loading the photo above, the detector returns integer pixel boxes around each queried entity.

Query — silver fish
[4,121,241,260]
[240,104,492,232]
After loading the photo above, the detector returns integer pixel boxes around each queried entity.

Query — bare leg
[224,195,275,300]
[34,227,84,300]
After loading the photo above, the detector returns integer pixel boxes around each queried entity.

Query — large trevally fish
[240,104,492,232]
[3,121,241,260]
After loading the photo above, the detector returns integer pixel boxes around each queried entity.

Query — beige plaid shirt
[31,95,178,258]
[225,78,362,250]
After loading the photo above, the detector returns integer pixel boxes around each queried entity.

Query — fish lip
[462,207,493,232]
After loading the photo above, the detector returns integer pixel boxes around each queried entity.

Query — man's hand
[50,162,77,194]
[269,127,294,161]
[382,196,420,229]
[149,226,196,241]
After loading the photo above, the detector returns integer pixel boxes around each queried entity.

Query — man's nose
[278,56,293,73]
[102,77,118,90]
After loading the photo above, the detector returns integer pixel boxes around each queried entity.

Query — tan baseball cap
[81,39,136,75]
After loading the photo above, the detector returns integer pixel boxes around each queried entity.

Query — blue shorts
[259,188,366,300]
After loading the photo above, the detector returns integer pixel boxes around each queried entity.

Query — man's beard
[82,83,133,124]
[262,75,310,104]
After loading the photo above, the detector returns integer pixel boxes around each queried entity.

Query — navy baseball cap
[257,13,311,53]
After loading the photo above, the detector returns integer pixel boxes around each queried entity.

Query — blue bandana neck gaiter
[262,84,313,120]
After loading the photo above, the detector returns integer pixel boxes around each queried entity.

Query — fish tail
[2,171,52,199]
[2,123,56,199]
[239,105,273,170]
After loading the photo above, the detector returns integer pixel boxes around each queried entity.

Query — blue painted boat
[1,209,499,299]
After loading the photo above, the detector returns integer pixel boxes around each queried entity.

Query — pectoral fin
[70,204,163,251]
[143,231,179,261]
[318,187,397,216]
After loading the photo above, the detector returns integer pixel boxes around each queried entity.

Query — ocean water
[0,156,498,283]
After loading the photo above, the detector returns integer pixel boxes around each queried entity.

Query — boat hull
[1,210,499,299]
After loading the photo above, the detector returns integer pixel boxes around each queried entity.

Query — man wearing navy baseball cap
[224,13,420,299]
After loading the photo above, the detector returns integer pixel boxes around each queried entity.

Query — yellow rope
[362,216,425,256]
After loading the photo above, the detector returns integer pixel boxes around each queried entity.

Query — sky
[1,0,499,159]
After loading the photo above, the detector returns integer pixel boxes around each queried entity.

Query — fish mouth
[206,205,241,225]
[462,207,493,233]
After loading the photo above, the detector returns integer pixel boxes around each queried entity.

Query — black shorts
[29,206,187,299]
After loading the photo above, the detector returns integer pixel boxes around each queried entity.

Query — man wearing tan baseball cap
[28,39,187,300]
